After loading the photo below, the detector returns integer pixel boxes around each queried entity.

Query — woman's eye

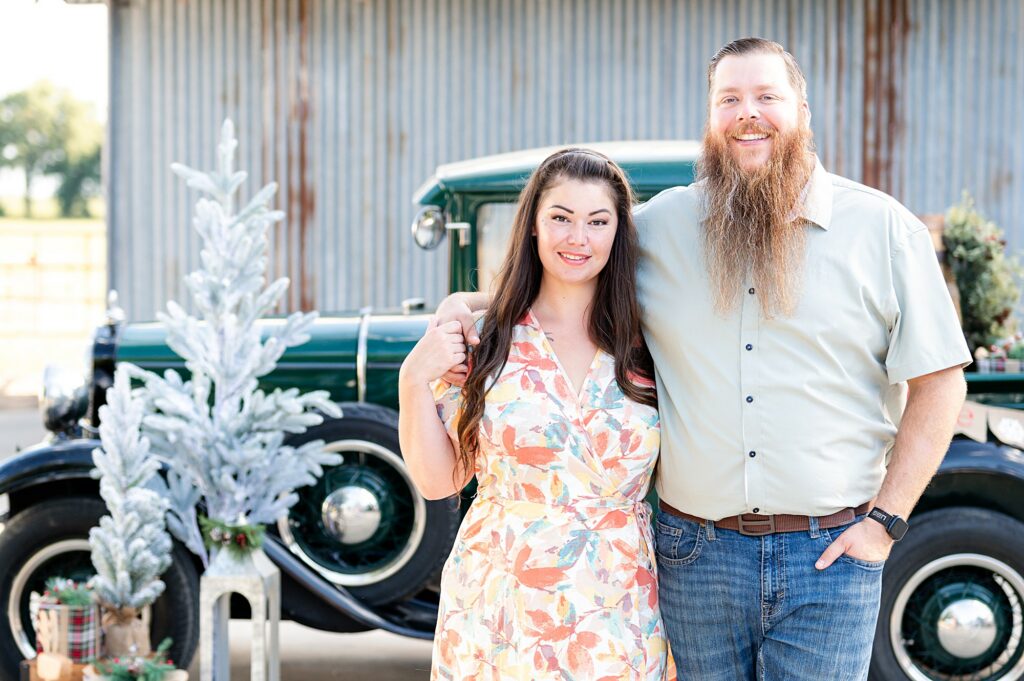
[590,219,608,227]
[552,214,569,223]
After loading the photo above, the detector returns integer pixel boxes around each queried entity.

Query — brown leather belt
[659,500,872,537]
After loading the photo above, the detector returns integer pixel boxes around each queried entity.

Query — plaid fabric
[34,603,101,662]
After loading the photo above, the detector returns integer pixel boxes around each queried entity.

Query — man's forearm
[874,367,967,518]
[458,291,491,312]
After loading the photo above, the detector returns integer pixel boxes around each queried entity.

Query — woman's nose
[567,221,588,244]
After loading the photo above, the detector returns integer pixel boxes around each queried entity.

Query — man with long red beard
[635,38,970,679]
[434,37,970,681]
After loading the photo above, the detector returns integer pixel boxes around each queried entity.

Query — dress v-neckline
[527,308,603,403]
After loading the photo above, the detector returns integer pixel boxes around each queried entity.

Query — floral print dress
[430,310,673,680]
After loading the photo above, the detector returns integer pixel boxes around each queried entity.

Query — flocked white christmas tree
[124,119,341,567]
[89,369,173,656]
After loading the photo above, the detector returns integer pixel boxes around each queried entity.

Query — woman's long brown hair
[455,148,656,477]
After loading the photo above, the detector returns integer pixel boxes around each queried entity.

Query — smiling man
[635,38,971,680]
[435,37,971,681]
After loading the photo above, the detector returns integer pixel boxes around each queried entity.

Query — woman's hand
[434,293,483,346]
[400,319,468,385]
[432,293,490,385]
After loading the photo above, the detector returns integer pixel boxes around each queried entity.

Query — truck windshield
[476,202,519,293]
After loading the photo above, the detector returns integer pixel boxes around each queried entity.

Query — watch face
[890,518,909,541]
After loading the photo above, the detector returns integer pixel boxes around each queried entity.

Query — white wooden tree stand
[199,548,280,681]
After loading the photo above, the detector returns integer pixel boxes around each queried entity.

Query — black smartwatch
[867,507,909,541]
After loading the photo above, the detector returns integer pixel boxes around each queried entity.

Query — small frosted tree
[126,120,341,567]
[89,370,173,656]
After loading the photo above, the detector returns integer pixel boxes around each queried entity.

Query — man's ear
[801,100,811,126]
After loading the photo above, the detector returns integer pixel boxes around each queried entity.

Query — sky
[0,0,108,198]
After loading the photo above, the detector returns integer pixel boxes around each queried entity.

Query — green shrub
[943,193,1021,351]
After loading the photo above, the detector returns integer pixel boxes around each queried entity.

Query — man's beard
[696,122,815,318]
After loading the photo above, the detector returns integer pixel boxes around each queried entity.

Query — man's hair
[707,37,807,100]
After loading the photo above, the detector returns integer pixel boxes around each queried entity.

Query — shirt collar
[798,156,833,230]
[519,309,541,330]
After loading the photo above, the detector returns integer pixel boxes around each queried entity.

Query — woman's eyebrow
[548,205,611,215]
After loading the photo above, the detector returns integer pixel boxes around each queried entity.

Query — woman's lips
[558,252,591,265]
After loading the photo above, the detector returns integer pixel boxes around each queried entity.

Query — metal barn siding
[107,0,1024,320]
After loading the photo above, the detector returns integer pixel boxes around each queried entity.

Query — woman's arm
[398,319,473,500]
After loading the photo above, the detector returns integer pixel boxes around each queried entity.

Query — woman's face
[533,178,619,292]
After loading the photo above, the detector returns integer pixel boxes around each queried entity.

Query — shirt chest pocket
[800,248,893,332]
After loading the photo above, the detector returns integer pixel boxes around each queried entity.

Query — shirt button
[745,343,753,351]
[746,395,754,403]
[753,507,760,513]
[748,287,755,295]
[749,451,756,458]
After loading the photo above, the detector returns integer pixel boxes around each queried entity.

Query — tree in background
[128,121,342,567]
[944,193,1022,351]
[0,80,102,217]
[54,144,101,217]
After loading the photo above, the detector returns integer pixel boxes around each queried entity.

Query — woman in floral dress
[399,148,673,680]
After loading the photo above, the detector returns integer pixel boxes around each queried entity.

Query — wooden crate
[19,659,88,681]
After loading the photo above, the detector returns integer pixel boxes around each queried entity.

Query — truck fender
[0,439,98,515]
[919,437,1024,522]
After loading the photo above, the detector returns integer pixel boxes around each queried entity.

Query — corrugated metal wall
[107,0,1024,320]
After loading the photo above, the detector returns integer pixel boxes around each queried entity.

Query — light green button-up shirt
[635,158,971,519]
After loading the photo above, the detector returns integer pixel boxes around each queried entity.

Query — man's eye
[721,97,738,104]
[761,94,778,101]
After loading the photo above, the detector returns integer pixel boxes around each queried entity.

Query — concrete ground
[0,407,434,679]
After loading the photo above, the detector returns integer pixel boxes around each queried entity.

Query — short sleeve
[885,221,972,383]
[429,378,463,443]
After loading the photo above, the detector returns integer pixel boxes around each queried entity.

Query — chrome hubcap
[321,486,382,545]
[937,598,999,658]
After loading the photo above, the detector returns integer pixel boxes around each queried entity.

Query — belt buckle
[737,513,776,536]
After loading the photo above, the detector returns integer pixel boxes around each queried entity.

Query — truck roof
[413,140,701,206]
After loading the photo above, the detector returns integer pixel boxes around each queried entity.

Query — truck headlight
[40,365,88,436]
[411,205,446,250]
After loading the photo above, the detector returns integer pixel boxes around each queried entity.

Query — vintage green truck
[1,141,1022,681]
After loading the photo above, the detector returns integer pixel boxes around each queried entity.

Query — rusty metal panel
[107,0,1024,321]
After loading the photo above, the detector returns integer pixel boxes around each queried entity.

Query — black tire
[0,497,199,679]
[870,507,1024,681]
[278,402,461,606]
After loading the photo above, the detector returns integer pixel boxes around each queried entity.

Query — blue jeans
[655,512,883,681]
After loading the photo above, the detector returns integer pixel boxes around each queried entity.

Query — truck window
[476,202,519,293]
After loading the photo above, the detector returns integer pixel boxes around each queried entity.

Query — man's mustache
[727,121,775,138]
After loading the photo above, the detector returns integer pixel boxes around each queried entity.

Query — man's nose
[737,99,760,121]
